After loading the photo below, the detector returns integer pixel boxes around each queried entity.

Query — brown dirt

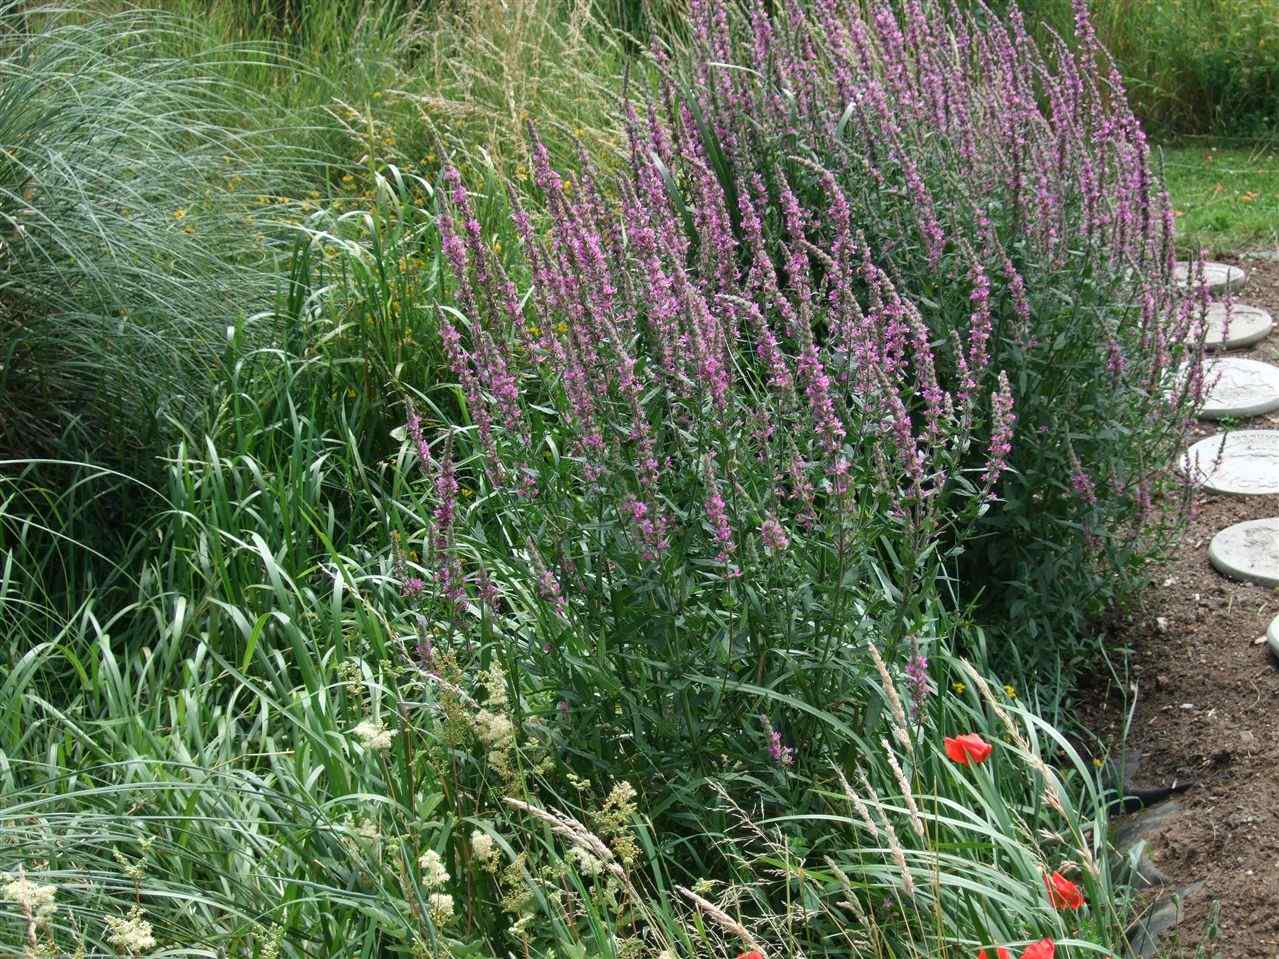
[1083,254,1279,958]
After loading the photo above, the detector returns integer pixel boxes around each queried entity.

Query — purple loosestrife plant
[653,0,1203,652]
[405,116,1009,801]
[399,0,1203,847]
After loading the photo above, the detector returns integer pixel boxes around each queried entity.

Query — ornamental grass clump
[651,0,1204,652]
[0,5,315,464]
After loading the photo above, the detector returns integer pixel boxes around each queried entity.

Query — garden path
[1082,254,1279,959]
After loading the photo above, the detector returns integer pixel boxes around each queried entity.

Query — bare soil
[1083,254,1279,958]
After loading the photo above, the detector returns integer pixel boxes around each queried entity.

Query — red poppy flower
[1044,870,1085,910]
[737,952,765,959]
[943,733,993,765]
[1022,939,1055,959]
[978,948,1011,959]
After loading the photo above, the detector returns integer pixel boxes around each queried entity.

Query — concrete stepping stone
[1116,797,1184,889]
[1209,517,1279,587]
[1128,881,1206,959]
[1180,430,1279,495]
[1174,261,1246,293]
[1197,357,1279,419]
[1196,302,1274,350]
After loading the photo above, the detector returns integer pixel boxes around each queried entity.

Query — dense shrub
[639,0,1202,654]
[375,0,1199,939]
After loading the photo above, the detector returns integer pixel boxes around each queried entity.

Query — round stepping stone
[1173,261,1246,294]
[1197,358,1279,419]
[1209,517,1279,587]
[1180,430,1279,495]
[1195,302,1273,350]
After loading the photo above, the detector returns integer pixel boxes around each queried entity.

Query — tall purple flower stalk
[406,0,1200,678]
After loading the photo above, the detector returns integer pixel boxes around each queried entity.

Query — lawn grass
[1157,140,1279,255]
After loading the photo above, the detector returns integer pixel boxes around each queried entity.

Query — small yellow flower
[1003,685,1017,699]
[341,174,355,185]
[1092,757,1104,768]
[173,208,187,220]
[460,487,474,498]
[555,322,569,335]
[951,681,966,695]
[528,324,541,337]
[561,178,572,192]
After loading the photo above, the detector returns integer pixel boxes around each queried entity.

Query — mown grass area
[1157,141,1279,254]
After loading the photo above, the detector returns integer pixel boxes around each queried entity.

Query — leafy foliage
[0,0,1201,956]
[648,0,1202,657]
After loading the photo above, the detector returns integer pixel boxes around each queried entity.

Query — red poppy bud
[943,733,993,765]
[1044,870,1085,910]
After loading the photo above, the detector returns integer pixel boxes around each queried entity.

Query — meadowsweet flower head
[2,868,56,928]
[474,709,515,748]
[105,905,157,954]
[567,845,605,877]
[352,719,394,751]
[428,892,455,925]
[471,829,499,868]
[418,848,450,889]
